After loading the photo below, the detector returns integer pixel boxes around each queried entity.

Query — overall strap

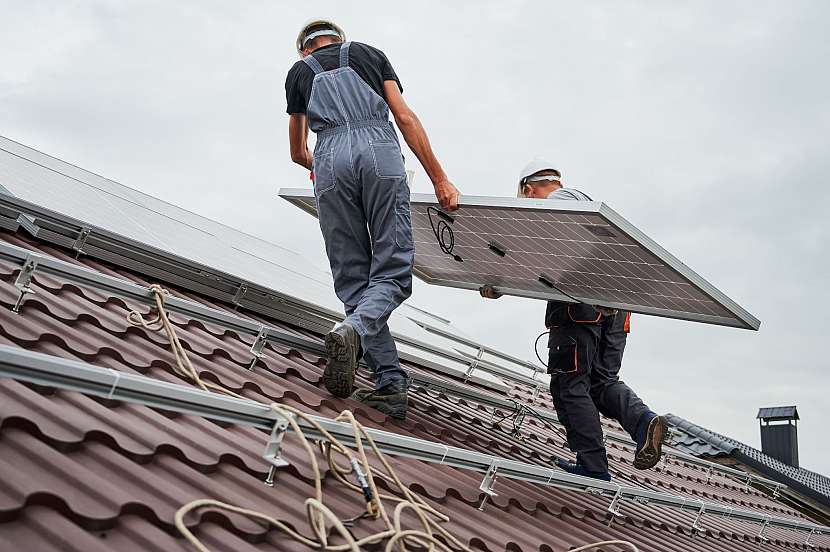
[339,42,351,69]
[303,54,324,74]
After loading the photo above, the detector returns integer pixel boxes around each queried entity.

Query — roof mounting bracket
[606,486,625,526]
[477,461,499,511]
[232,282,249,309]
[531,384,542,401]
[805,528,821,548]
[743,474,753,492]
[248,326,269,370]
[772,483,782,499]
[658,452,669,472]
[691,501,706,536]
[757,517,770,542]
[262,412,293,487]
[463,347,485,383]
[12,255,39,313]
[71,226,92,258]
[705,465,714,484]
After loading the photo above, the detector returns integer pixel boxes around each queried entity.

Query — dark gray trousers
[548,312,650,474]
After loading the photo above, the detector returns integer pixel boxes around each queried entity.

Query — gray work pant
[313,124,413,389]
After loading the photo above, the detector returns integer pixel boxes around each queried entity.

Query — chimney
[757,406,799,468]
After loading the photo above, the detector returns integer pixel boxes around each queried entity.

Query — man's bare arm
[384,81,459,211]
[288,113,313,171]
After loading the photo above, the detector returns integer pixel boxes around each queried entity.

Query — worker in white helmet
[481,160,667,482]
[285,20,459,420]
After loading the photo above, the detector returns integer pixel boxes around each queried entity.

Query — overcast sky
[2,1,828,475]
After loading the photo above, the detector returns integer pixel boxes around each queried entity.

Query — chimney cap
[757,406,799,421]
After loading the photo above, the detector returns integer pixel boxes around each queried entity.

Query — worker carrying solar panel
[285,20,460,420]
[479,160,668,482]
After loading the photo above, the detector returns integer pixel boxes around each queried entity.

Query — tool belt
[545,302,618,328]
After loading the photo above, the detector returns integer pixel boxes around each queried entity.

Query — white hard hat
[517,159,561,197]
[296,19,346,54]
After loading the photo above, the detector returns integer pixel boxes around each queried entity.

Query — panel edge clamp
[72,226,92,259]
[12,255,39,313]
[263,411,293,487]
[477,460,500,511]
[249,326,269,370]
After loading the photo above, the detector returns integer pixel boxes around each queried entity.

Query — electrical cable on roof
[131,284,638,552]
[427,206,463,262]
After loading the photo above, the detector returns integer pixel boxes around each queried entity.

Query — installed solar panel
[279,189,759,330]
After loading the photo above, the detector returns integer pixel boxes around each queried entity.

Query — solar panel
[278,188,760,330]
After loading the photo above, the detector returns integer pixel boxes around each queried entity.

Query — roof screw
[264,465,278,487]
[12,256,38,313]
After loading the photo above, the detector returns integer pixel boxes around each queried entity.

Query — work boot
[553,457,611,482]
[350,379,408,420]
[634,412,668,470]
[323,322,360,398]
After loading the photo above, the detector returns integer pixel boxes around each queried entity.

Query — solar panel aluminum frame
[278,189,760,331]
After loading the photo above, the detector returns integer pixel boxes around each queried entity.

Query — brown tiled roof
[1,227,828,551]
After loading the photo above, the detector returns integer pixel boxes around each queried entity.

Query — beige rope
[133,285,639,552]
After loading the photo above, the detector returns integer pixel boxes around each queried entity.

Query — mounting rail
[0,240,784,492]
[0,346,825,537]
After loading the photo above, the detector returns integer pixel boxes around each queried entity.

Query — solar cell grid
[279,189,760,330]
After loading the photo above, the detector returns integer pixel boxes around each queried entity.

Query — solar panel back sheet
[279,189,760,330]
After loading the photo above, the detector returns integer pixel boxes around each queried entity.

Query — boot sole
[323,331,356,398]
[634,415,668,470]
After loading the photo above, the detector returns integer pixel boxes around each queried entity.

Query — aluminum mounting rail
[0,195,520,392]
[0,346,825,536]
[0,239,784,492]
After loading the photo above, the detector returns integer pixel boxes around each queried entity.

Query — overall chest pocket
[369,140,406,178]
[312,149,336,197]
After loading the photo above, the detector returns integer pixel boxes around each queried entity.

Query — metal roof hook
[262,412,293,487]
[249,326,269,370]
[477,461,499,511]
[72,226,92,258]
[606,486,625,527]
[805,528,820,548]
[691,500,706,536]
[757,517,770,543]
[464,347,484,383]
[12,255,39,313]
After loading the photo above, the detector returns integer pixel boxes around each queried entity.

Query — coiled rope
[129,285,639,551]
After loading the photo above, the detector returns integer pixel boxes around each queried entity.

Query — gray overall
[303,42,412,389]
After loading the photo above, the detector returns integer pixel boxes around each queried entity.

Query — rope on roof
[134,284,639,551]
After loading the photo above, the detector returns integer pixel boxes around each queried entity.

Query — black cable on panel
[427,206,463,263]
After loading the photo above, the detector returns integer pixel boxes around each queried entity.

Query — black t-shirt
[285,42,403,114]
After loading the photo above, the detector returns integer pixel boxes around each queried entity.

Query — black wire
[427,206,463,262]
[534,330,550,370]
[547,280,584,304]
